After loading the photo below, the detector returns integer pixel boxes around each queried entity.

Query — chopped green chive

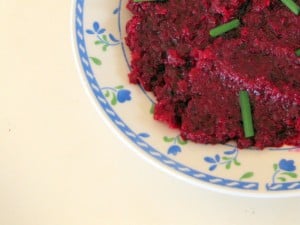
[296,49,300,57]
[239,91,255,138]
[209,19,241,38]
[280,0,300,15]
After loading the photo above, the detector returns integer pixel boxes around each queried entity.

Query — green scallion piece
[239,91,254,138]
[280,0,300,15]
[209,19,241,38]
[296,49,300,57]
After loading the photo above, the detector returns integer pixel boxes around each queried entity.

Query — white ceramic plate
[72,0,300,197]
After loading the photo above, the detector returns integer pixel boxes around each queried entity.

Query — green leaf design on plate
[95,40,102,45]
[90,57,102,65]
[104,90,110,97]
[111,92,117,105]
[233,159,241,166]
[239,172,254,180]
[225,161,232,170]
[273,163,278,171]
[282,172,298,178]
[102,45,108,51]
[277,177,286,182]
[102,34,108,42]
[163,136,175,143]
[222,156,231,161]
[115,85,124,90]
[177,137,188,145]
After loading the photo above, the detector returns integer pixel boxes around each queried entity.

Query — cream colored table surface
[0,1,300,225]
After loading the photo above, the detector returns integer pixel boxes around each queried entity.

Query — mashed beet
[125,0,300,149]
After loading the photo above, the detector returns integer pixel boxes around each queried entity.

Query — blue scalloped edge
[74,0,259,191]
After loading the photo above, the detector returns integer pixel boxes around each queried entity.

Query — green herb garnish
[296,49,300,57]
[209,19,241,38]
[280,0,300,15]
[239,91,255,138]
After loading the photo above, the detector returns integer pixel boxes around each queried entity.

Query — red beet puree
[125,0,300,149]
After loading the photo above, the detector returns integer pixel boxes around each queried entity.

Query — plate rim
[71,0,300,198]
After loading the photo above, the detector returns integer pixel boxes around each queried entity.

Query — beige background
[1,0,300,224]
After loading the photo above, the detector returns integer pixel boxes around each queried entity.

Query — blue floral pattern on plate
[73,0,300,196]
[163,135,188,156]
[266,159,300,191]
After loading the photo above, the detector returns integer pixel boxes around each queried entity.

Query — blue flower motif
[279,159,296,172]
[86,22,106,35]
[204,148,241,172]
[113,7,120,15]
[168,145,181,156]
[117,89,131,103]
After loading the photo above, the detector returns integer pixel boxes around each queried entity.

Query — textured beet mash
[125,0,300,149]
